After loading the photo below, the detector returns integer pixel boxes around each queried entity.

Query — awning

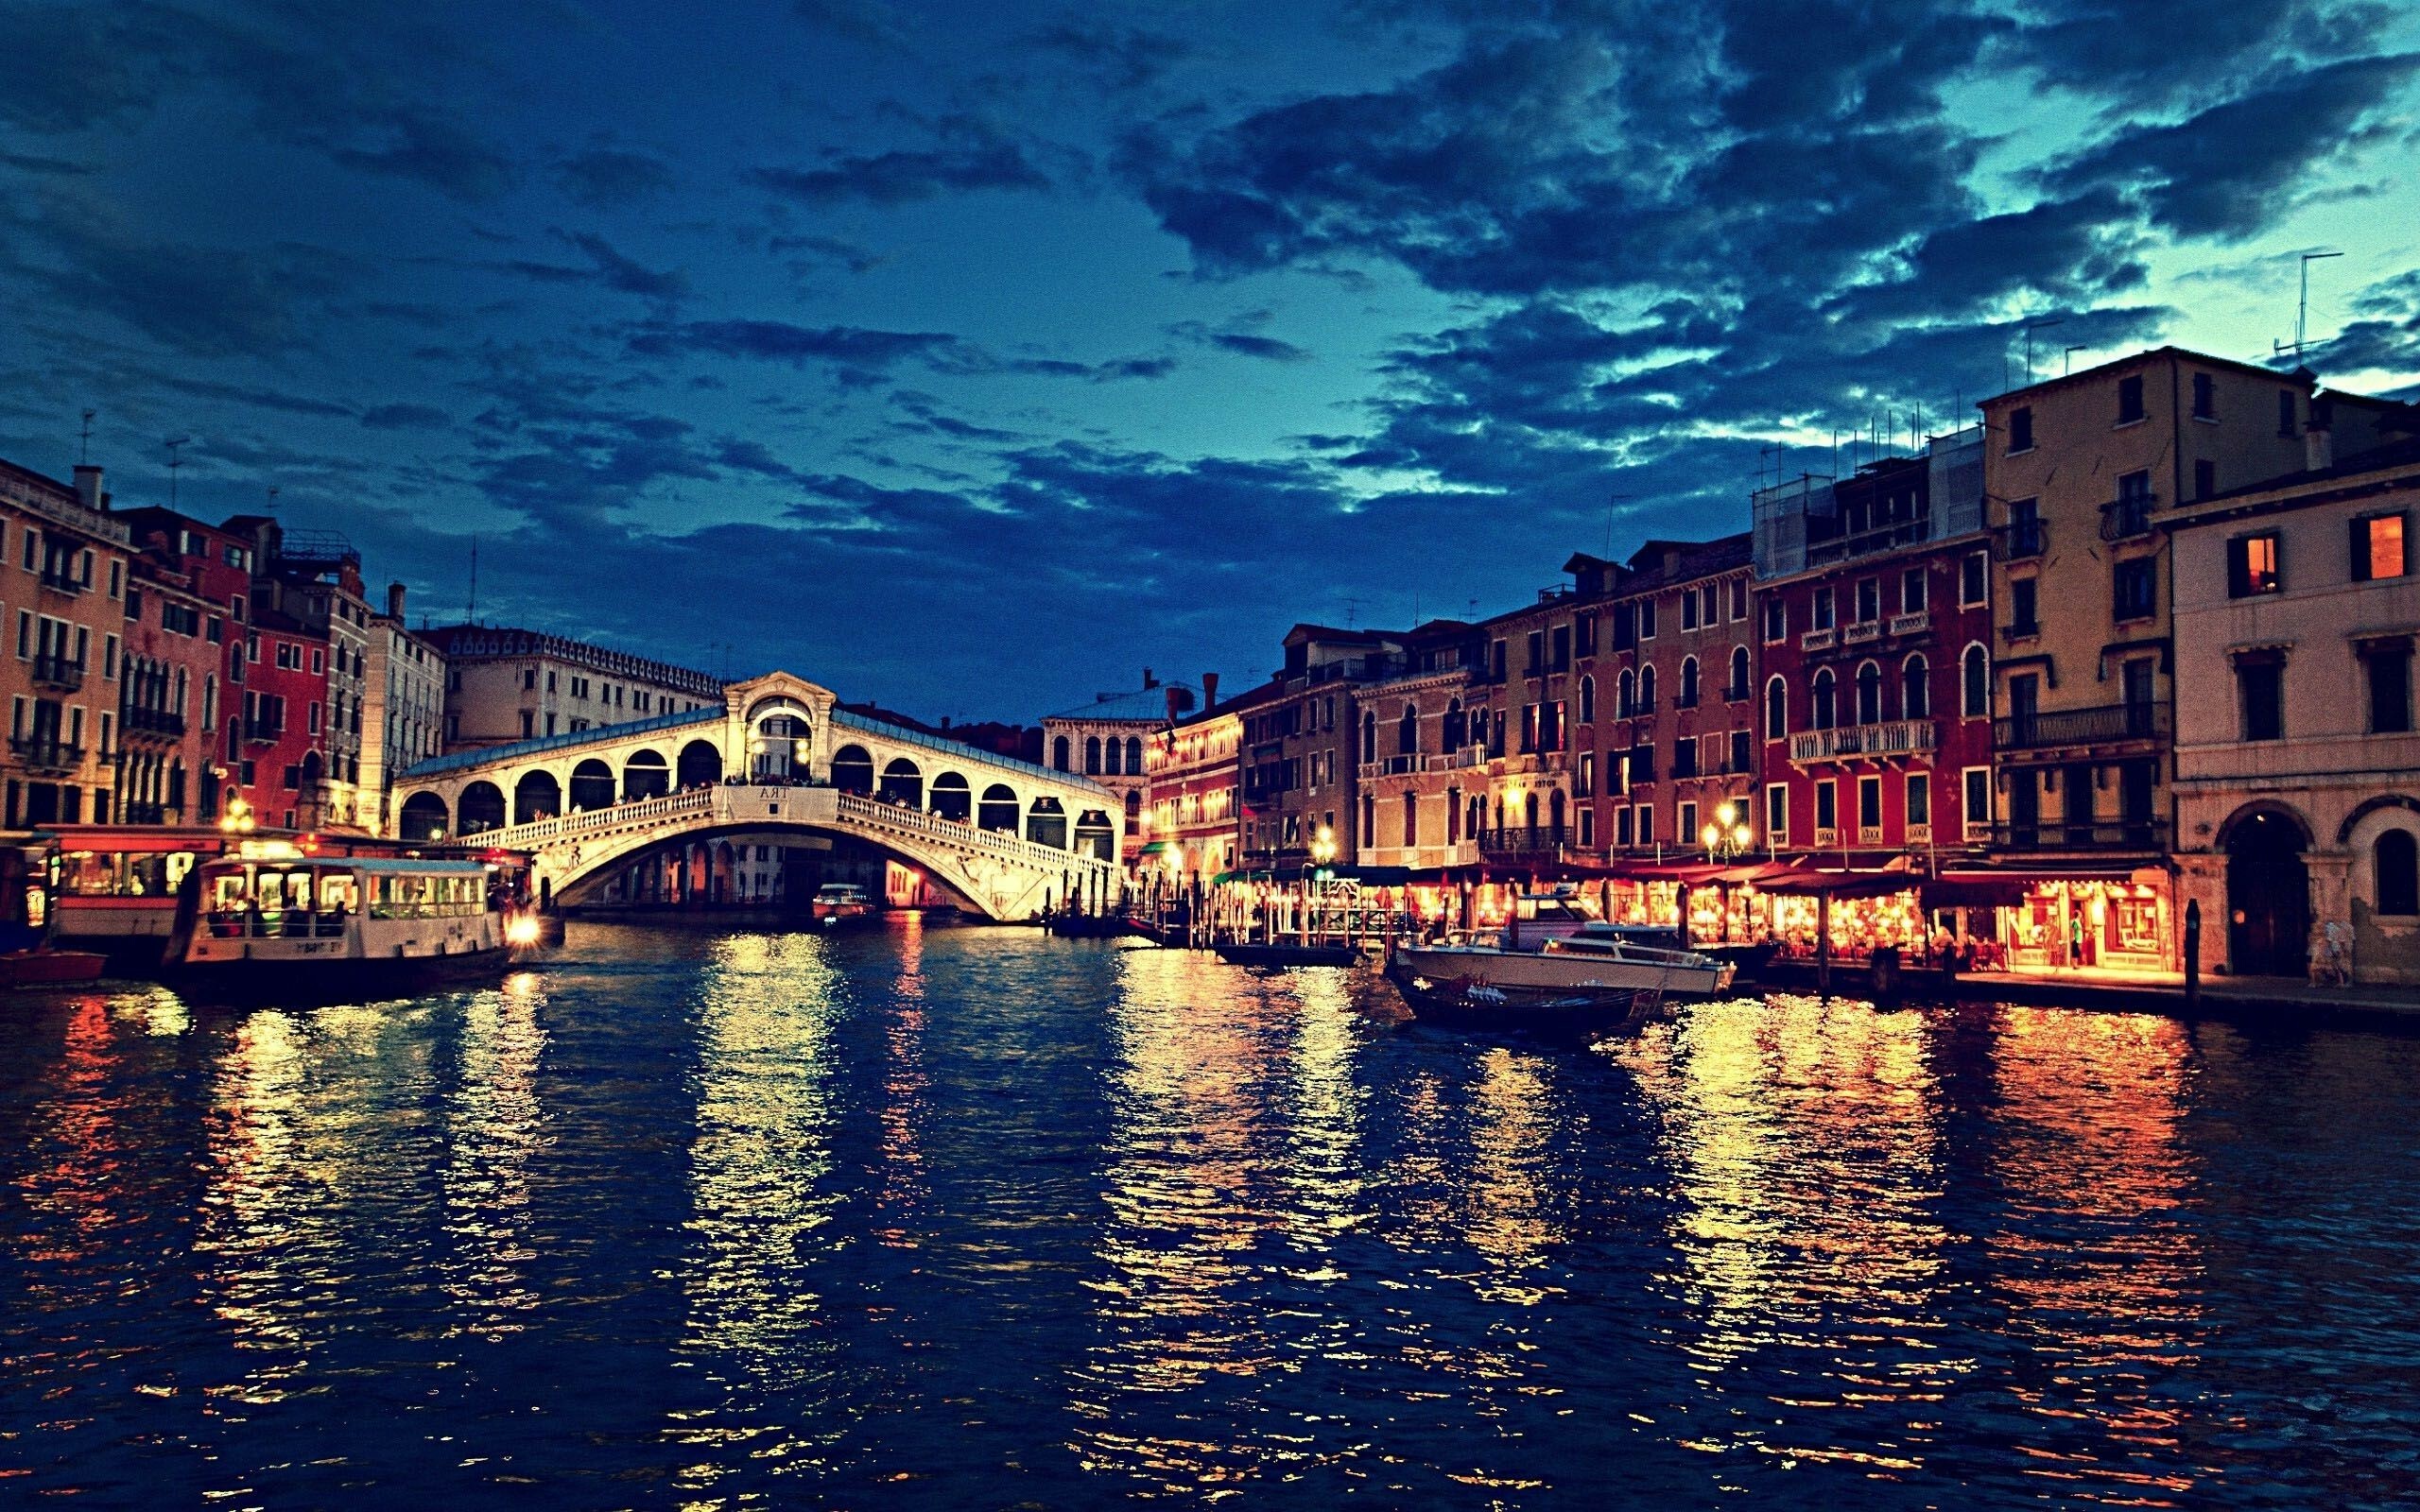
[1921,874,2031,909]
[1757,867,1923,899]
[1137,840,1174,857]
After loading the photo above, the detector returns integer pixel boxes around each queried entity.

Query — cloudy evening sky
[4,0,2418,718]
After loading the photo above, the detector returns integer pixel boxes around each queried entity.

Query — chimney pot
[387,581,406,619]
[1201,672,1220,708]
[72,465,103,513]
[1143,666,1157,689]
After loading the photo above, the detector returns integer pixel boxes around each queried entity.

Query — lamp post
[1699,799,1754,943]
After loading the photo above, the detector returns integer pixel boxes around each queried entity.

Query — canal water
[6,922,2420,1509]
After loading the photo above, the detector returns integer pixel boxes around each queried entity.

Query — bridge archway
[978,783,1018,833]
[677,739,720,787]
[570,758,614,812]
[1028,796,1066,849]
[931,771,970,821]
[514,769,561,826]
[624,748,669,799]
[879,757,922,807]
[460,781,505,833]
[1075,809,1115,861]
[400,790,449,840]
[832,744,874,794]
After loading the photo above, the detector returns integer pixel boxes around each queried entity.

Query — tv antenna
[2022,318,2065,385]
[2065,344,2086,376]
[78,409,95,465]
[2273,249,2343,364]
[1604,491,1634,554]
[265,485,281,513]
[1341,594,1364,628]
[164,437,191,507]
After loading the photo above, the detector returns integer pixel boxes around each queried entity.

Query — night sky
[4,1,2417,720]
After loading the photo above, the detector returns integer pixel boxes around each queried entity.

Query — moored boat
[1213,939,1360,968]
[0,949,108,988]
[1384,955,1671,1036]
[810,882,877,929]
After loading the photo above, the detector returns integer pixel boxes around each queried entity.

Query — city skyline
[3,0,2418,719]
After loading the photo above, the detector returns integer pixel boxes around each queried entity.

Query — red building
[1750,433,1995,868]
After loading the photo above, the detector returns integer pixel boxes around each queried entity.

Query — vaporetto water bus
[164,843,541,1000]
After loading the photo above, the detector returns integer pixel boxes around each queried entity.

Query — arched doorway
[1028,796,1067,850]
[570,758,615,811]
[514,769,562,826]
[458,781,505,833]
[1074,809,1115,861]
[399,790,449,840]
[878,757,922,807]
[831,745,874,794]
[677,739,721,787]
[2227,809,2310,976]
[930,771,971,821]
[624,748,669,799]
[977,783,1018,833]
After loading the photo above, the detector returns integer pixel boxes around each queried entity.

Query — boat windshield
[60,849,199,898]
[203,864,362,938]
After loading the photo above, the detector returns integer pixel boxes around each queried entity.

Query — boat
[0,949,108,988]
[1386,892,1737,1023]
[810,882,877,929]
[1384,957,1672,1036]
[1213,939,1361,968]
[164,850,541,1002]
[1046,911,1133,939]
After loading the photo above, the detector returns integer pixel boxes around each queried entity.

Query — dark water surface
[7,920,2420,1509]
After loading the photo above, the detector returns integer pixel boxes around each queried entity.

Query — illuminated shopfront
[1996,875,2170,974]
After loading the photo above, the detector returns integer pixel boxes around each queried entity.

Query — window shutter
[2353,516,2372,582]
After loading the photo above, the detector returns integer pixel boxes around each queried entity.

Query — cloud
[1026,22,1187,90]
[630,318,959,369]
[360,403,451,430]
[553,147,677,208]
[754,117,1051,205]
[328,112,515,199]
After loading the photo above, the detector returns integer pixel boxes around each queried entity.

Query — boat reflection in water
[5,931,2420,1508]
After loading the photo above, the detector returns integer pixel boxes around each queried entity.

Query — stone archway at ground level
[2224,804,2311,977]
[547,822,987,915]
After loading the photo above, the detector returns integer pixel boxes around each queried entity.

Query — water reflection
[440,972,549,1342]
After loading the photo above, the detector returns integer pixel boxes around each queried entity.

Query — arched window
[1398,703,1419,755]
[1680,656,1700,709]
[1052,735,1070,771]
[1443,698,1466,749]
[1903,654,1930,719]
[1729,645,1750,700]
[1962,644,1990,718]
[1124,788,1141,819]
[1360,711,1376,763]
[1103,738,1122,776]
[1524,791,1540,832]
[1765,676,1788,741]
[1855,661,1881,725]
[1402,790,1419,846]
[931,771,972,821]
[1811,668,1837,730]
[1617,668,1636,716]
[1638,662,1657,710]
[1578,677,1595,724]
[878,757,922,807]
[1125,735,1143,772]
[1549,788,1566,834]
[1083,735,1101,774]
[2379,830,2420,916]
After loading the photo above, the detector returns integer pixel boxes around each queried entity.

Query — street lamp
[219,794,256,834]
[1701,799,1753,863]
[1310,823,1337,869]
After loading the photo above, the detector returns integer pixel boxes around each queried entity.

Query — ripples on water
[6,922,2420,1508]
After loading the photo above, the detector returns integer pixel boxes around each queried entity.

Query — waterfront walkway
[1953,965,2420,1022]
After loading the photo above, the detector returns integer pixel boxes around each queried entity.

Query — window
[1576,752,1595,799]
[1902,655,1929,718]
[1730,579,1747,620]
[1579,676,1595,723]
[1961,552,1986,607]
[1638,663,1656,709]
[1901,567,1927,614]
[1962,645,1990,718]
[1855,578,1879,623]
[1765,676,1787,740]
[2114,558,2156,620]
[2192,371,2215,420]
[1766,783,1788,846]
[1637,804,1655,846]
[1678,657,1700,708]
[2238,654,2285,741]
[1679,799,1698,847]
[2228,533,2282,597]
[1637,599,1656,640]
[1616,805,1634,847]
[2007,496,2042,556]
[2195,458,2216,500]
[2353,514,2409,582]
[2118,374,2145,423]
[1858,775,1882,830]
[2365,642,2412,734]
[1906,772,1930,830]
[2009,405,2033,453]
[1810,668,1836,729]
[2011,577,2038,635]
[1402,791,1419,847]
[1855,661,1881,724]
[1815,780,1838,834]
[1964,769,1991,836]
[1672,735,1699,779]
[1728,646,1749,700]
[1762,596,1786,644]
[2278,388,2297,438]
[1681,592,1699,630]
[2379,831,2420,918]
[1813,586,1835,630]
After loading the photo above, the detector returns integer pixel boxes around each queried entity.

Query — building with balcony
[2168,428,2420,983]
[1752,433,1993,869]
[1461,573,1591,869]
[1044,672,1197,865]
[0,459,134,832]
[1142,672,1263,899]
[360,583,446,834]
[114,543,221,826]
[1349,620,1483,880]
[424,624,723,753]
[1236,625,1405,870]
[1970,348,2401,971]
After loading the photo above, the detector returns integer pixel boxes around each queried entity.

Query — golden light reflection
[876,914,928,1243]
[439,971,549,1342]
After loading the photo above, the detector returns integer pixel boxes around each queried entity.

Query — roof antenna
[2274,249,2343,364]
[1341,594,1363,628]
[2022,318,2065,385]
[466,533,478,624]
[164,436,191,507]
[2065,344,2085,376]
[78,409,95,465]
[1604,490,1634,553]
[265,484,281,514]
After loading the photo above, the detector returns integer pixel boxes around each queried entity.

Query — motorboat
[1214,939,1361,968]
[164,850,540,1002]
[1387,892,1737,1022]
[810,883,877,929]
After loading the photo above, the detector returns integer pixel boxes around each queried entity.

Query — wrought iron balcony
[1986,818,2172,851]
[1616,696,1657,718]
[1997,521,2048,559]
[31,655,82,691]
[1994,701,2169,750]
[1477,824,1570,863]
[37,564,85,594]
[1788,718,1937,765]
[122,705,186,738]
[2100,493,2158,541]
[10,736,82,772]
[244,715,285,745]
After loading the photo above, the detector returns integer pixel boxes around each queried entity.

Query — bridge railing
[467,787,717,850]
[835,791,1116,874]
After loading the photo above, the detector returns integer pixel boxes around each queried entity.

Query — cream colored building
[1350,627,1483,874]
[360,583,445,833]
[2169,429,2420,983]
[1044,676,1196,865]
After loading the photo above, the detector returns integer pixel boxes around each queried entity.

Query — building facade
[1044,673,1195,865]
[1,461,134,830]
[1142,674,1252,898]
[1350,621,1482,876]
[424,625,722,751]
[361,583,445,833]
[1245,626,1403,870]
[116,541,220,825]
[2169,435,2420,982]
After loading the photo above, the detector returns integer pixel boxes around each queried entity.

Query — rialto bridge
[390,672,1123,920]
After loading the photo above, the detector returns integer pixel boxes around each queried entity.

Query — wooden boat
[1046,911,1133,939]
[1389,907,1737,1013]
[810,883,877,929]
[164,850,540,1003]
[0,949,108,988]
[1214,939,1360,968]
[1385,954,1672,1036]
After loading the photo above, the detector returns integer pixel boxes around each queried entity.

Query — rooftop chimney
[1143,666,1157,689]
[387,581,406,620]
[72,465,103,513]
[1165,685,1183,726]
[1201,671,1219,709]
